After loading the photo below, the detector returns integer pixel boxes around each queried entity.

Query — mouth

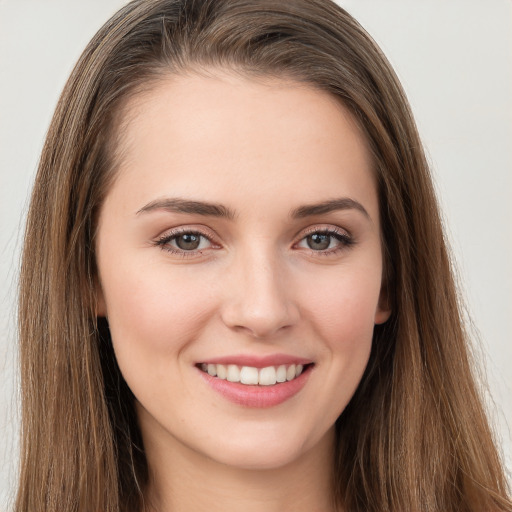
[196,360,314,407]
[197,362,312,386]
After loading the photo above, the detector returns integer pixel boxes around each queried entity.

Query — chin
[198,422,332,472]
[211,444,306,471]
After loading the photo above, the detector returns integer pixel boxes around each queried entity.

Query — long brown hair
[16,1,511,511]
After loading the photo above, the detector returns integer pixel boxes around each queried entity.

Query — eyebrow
[291,198,370,220]
[136,196,370,221]
[136,198,236,219]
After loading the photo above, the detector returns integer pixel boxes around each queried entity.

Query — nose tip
[220,259,299,339]
[223,301,298,339]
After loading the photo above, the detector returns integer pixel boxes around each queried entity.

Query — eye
[305,233,333,251]
[155,229,214,254]
[296,228,353,253]
[172,233,207,251]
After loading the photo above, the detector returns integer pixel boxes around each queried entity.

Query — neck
[140,413,337,512]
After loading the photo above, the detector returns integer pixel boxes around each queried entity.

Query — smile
[197,361,313,408]
[199,363,306,386]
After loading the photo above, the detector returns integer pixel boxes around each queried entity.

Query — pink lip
[197,364,313,408]
[199,353,312,368]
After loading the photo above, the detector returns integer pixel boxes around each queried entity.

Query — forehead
[106,71,377,221]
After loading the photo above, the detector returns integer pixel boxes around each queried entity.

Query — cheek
[297,263,381,401]
[285,266,382,436]
[100,259,218,364]
[303,266,382,343]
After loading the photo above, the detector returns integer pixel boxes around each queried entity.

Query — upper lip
[198,354,313,368]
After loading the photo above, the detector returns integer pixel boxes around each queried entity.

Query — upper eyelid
[156,225,218,241]
[293,224,352,241]
[158,231,212,244]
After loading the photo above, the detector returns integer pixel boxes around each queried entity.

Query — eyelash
[153,226,354,257]
[154,228,216,258]
[296,227,355,255]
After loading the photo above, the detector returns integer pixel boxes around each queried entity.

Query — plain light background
[1,0,511,508]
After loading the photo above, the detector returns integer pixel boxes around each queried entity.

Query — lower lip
[198,366,312,408]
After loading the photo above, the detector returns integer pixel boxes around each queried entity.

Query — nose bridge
[221,240,298,337]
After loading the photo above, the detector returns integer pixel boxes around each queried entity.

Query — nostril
[221,305,300,339]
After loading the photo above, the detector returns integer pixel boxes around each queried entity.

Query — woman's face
[95,71,390,471]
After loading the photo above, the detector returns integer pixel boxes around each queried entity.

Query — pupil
[308,233,330,250]
[177,233,200,250]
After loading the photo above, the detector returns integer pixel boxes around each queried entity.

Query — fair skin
[95,71,390,512]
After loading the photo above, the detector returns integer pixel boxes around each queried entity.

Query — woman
[15,0,511,511]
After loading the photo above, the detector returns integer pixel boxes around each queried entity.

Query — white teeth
[276,365,287,383]
[226,364,240,382]
[200,363,309,386]
[259,366,277,386]
[240,366,259,385]
[216,364,227,379]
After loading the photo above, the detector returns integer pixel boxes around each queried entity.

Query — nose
[220,249,300,339]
